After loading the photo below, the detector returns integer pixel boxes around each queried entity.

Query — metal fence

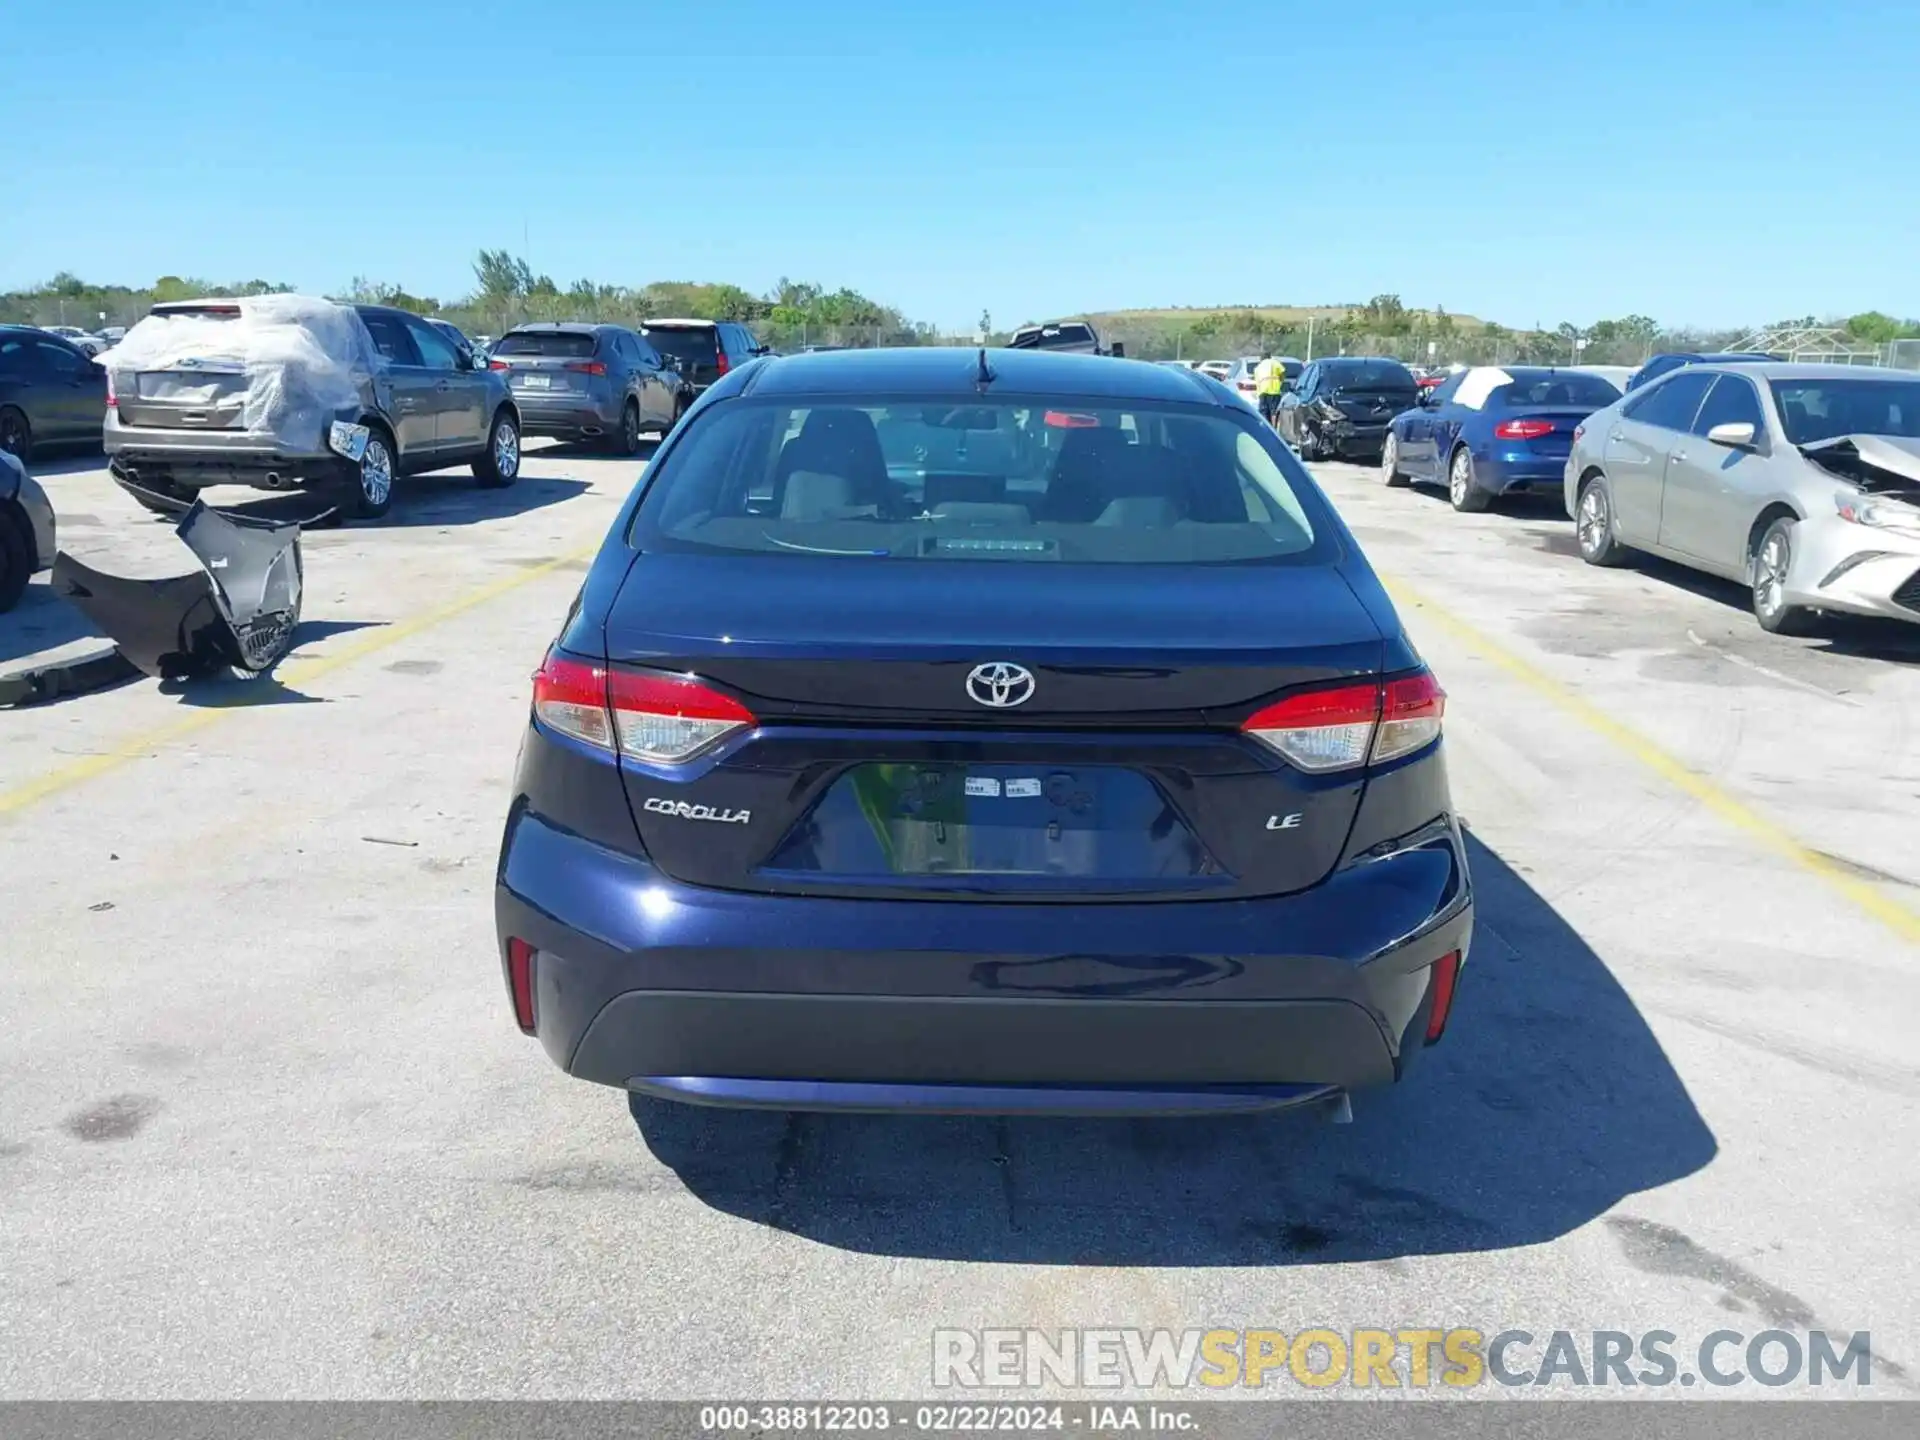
[11,292,1920,372]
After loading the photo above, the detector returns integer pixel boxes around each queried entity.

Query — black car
[1625,352,1781,392]
[494,348,1471,1129]
[488,323,688,454]
[1274,357,1419,461]
[0,325,108,461]
[639,320,767,395]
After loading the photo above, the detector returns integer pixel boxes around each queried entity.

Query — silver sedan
[1563,363,1920,634]
[0,447,56,613]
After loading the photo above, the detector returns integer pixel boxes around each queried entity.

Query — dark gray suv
[638,320,767,395]
[488,324,688,454]
[103,299,521,521]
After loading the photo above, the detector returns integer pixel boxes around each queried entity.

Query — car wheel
[0,502,32,613]
[0,407,31,464]
[614,399,641,456]
[1381,434,1409,488]
[473,409,521,488]
[349,430,396,520]
[1575,474,1631,567]
[1447,447,1490,512]
[1751,516,1819,636]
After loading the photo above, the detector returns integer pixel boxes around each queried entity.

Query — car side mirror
[1706,421,1756,449]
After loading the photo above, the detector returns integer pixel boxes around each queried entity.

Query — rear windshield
[643,326,719,364]
[633,399,1335,566]
[492,331,597,358]
[1770,378,1920,445]
[1322,361,1415,391]
[1494,373,1621,407]
[1010,324,1095,349]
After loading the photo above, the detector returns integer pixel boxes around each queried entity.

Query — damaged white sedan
[1564,363,1920,634]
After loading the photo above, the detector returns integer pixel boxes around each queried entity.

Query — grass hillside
[1086,304,1494,330]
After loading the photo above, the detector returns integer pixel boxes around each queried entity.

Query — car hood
[1801,433,1920,488]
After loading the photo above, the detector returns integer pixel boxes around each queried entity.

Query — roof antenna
[975,346,995,388]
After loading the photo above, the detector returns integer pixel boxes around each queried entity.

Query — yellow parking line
[1383,576,1920,947]
[0,546,595,820]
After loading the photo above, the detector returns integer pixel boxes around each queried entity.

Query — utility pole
[1305,314,1315,361]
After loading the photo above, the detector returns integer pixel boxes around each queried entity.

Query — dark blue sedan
[494,348,1472,1136]
[1381,366,1625,512]
[1625,351,1780,392]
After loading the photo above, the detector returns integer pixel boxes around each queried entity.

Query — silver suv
[103,298,522,521]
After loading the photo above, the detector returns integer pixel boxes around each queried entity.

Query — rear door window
[35,340,85,378]
[492,331,598,358]
[405,318,461,370]
[1690,375,1766,439]
[360,312,422,366]
[1623,371,1713,433]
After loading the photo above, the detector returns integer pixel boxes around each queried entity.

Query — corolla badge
[642,797,751,824]
[966,662,1036,709]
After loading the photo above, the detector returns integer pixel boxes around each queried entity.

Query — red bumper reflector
[1424,951,1462,1044]
[507,937,537,1033]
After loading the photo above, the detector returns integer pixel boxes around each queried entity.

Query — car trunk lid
[602,555,1390,901]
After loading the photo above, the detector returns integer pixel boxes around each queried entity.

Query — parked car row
[1,301,780,524]
[1338,353,1920,636]
[1563,362,1920,634]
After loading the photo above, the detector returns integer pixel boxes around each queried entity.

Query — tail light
[1423,951,1462,1044]
[1573,423,1586,443]
[488,358,509,370]
[1494,418,1555,440]
[565,360,608,376]
[505,938,537,1033]
[1240,669,1445,772]
[714,351,730,377]
[1236,381,1256,392]
[1044,410,1101,428]
[105,370,118,410]
[532,652,755,764]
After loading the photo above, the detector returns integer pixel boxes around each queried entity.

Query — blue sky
[9,0,1916,331]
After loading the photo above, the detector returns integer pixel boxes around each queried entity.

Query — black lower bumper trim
[569,990,1398,1092]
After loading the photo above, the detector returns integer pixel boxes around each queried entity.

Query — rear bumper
[105,416,339,489]
[511,391,623,438]
[1317,420,1392,456]
[1479,448,1570,494]
[12,473,56,571]
[494,809,1473,1111]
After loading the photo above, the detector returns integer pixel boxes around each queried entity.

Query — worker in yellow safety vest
[1254,353,1287,425]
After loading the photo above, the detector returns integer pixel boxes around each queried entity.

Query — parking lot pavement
[2,449,1918,1398]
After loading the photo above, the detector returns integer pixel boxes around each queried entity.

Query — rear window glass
[1321,361,1415,391]
[633,399,1335,566]
[1010,324,1095,349]
[1493,373,1621,407]
[1770,378,1920,445]
[643,326,720,364]
[492,331,597,358]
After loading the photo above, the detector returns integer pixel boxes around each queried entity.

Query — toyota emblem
[965,662,1036,708]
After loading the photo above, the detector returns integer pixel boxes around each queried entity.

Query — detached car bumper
[1783,514,1920,625]
[495,808,1473,1114]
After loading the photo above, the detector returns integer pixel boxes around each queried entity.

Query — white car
[1564,362,1920,633]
